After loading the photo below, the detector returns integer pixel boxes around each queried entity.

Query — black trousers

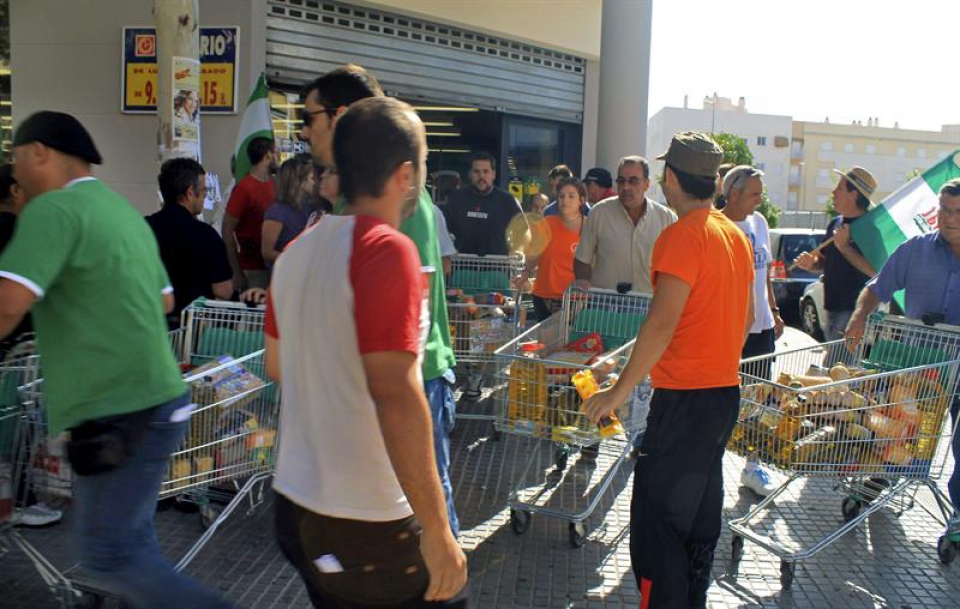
[274,493,468,608]
[631,387,740,609]
[531,295,560,322]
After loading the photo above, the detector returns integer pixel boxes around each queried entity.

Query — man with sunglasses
[574,156,676,293]
[297,65,463,543]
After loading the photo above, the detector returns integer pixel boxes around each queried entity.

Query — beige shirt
[575,196,677,293]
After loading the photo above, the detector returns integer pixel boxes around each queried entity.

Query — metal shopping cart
[0,341,75,605]
[446,253,525,416]
[164,299,279,570]
[493,287,652,547]
[729,313,960,588]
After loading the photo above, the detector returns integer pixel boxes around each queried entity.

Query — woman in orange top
[518,177,587,321]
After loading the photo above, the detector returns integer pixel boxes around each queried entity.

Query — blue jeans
[824,309,853,342]
[950,396,960,514]
[74,393,233,609]
[425,373,459,537]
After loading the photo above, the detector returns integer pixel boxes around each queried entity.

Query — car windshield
[781,234,824,263]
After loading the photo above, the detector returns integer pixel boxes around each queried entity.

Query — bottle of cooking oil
[915,397,946,460]
[572,369,624,438]
[508,342,547,424]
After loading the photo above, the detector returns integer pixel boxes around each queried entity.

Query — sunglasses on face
[301,106,337,129]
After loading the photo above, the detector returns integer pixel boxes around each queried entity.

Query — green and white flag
[853,151,960,270]
[232,73,274,181]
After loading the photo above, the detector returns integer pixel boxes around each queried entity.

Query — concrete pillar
[596,0,653,169]
[580,59,601,171]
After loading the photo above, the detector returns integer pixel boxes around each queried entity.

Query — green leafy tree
[712,132,780,228]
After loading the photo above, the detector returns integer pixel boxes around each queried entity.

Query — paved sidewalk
[3,328,959,608]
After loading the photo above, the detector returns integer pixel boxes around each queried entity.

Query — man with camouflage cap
[586,132,755,608]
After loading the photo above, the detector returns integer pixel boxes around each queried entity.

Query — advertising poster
[122,27,239,114]
[172,56,201,143]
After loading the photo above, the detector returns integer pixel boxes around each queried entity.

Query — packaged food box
[190,355,265,409]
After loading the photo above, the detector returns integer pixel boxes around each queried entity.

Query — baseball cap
[582,167,613,188]
[13,111,103,165]
[655,131,723,178]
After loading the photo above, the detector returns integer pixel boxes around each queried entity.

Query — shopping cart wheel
[554,444,570,471]
[568,522,586,548]
[841,496,862,522]
[199,503,224,530]
[510,509,531,535]
[938,534,958,565]
[73,591,105,609]
[779,561,795,589]
[731,535,745,563]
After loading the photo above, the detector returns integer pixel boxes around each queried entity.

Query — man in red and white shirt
[264,97,467,607]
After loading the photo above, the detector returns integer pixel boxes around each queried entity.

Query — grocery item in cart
[189,355,265,409]
[571,369,624,438]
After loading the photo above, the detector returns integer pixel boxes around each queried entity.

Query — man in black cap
[0,111,232,607]
[583,167,617,205]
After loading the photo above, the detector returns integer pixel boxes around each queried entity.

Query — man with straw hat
[794,166,878,341]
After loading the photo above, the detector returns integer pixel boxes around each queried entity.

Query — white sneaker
[741,467,778,497]
[13,502,62,527]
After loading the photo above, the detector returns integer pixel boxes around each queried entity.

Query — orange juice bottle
[572,369,624,438]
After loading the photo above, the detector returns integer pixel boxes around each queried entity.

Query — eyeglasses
[301,106,337,129]
[616,176,646,186]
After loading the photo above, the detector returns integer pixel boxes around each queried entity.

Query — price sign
[122,26,239,114]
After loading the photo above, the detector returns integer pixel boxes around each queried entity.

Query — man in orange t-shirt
[586,132,754,609]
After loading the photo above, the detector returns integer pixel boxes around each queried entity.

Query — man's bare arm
[573,258,593,284]
[0,279,36,339]
[363,351,467,600]
[584,273,689,422]
[221,212,246,290]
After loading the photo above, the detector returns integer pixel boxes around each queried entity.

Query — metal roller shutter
[266,0,586,123]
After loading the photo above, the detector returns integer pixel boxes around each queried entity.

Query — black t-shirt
[442,186,522,255]
[146,204,234,325]
[822,215,871,312]
[0,212,32,344]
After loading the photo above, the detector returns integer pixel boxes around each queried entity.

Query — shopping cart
[446,253,525,417]
[493,286,652,547]
[0,341,74,605]
[164,299,279,570]
[729,313,960,589]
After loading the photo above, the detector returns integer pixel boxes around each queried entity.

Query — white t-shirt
[433,203,456,257]
[266,215,429,521]
[735,213,776,333]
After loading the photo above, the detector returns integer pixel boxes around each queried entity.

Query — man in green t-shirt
[0,111,231,607]
[300,65,460,536]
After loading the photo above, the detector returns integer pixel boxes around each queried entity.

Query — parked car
[800,279,826,341]
[768,228,826,314]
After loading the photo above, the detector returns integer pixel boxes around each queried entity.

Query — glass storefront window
[504,115,581,206]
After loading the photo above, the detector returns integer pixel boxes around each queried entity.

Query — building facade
[646,95,792,207]
[789,120,960,212]
[10,0,653,214]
